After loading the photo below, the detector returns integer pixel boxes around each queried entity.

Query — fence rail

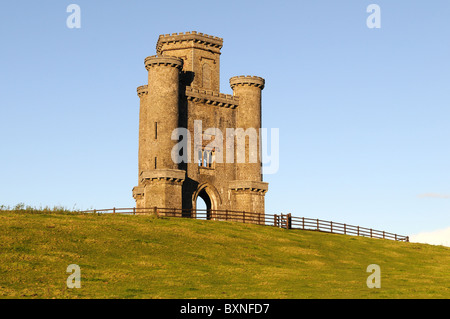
[79,207,409,242]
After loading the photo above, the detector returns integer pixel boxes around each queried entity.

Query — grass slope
[0,211,449,299]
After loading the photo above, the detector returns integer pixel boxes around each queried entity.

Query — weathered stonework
[132,31,268,222]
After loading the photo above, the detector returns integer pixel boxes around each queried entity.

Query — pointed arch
[191,182,221,219]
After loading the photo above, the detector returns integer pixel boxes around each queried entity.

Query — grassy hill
[0,210,449,299]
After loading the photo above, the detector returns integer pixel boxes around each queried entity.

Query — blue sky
[0,1,449,243]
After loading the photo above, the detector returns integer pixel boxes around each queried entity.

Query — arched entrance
[196,188,212,220]
[192,183,220,220]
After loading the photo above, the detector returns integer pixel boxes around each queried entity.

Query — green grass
[0,210,449,298]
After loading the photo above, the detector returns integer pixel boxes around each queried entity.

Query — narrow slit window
[154,157,157,169]
[154,122,158,139]
[208,152,212,168]
[203,150,208,167]
[198,149,202,166]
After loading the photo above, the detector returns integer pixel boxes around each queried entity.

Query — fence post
[406,236,409,242]
[286,213,291,229]
[344,224,346,235]
[317,219,319,231]
[274,214,278,227]
[395,234,397,241]
[357,226,360,236]
[133,207,136,215]
[330,221,333,233]
[243,211,245,223]
[113,207,116,214]
[153,206,158,217]
[226,209,228,221]
[370,228,372,238]
[302,217,305,230]
[383,231,385,239]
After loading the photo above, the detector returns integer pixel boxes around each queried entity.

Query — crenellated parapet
[144,55,184,70]
[229,181,269,194]
[132,186,145,199]
[140,169,186,185]
[156,31,223,55]
[230,76,265,90]
[185,86,239,109]
[139,169,185,210]
[137,85,148,98]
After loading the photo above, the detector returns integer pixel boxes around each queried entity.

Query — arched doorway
[192,183,220,220]
[196,188,212,220]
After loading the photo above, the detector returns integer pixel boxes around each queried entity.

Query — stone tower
[132,31,268,221]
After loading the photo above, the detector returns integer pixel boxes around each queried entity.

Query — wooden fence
[80,207,409,242]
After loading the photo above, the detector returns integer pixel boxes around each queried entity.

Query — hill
[0,211,449,298]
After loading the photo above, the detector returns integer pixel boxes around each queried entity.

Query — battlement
[140,169,186,184]
[144,55,184,70]
[132,186,144,199]
[156,31,223,55]
[185,86,239,109]
[229,180,269,193]
[163,31,222,41]
[137,85,148,98]
[230,76,265,90]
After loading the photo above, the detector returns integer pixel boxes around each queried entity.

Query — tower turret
[134,55,186,210]
[229,75,268,218]
[156,32,223,91]
[230,75,265,181]
[144,55,183,170]
[132,85,149,208]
